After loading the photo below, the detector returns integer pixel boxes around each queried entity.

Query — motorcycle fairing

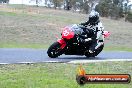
[57,39,66,49]
[61,27,74,39]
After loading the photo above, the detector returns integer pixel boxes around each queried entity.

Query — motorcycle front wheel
[47,42,63,58]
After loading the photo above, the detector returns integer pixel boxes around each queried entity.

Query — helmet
[88,10,100,25]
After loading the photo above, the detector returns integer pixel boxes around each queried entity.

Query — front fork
[57,39,67,49]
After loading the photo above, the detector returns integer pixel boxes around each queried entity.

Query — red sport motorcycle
[47,24,110,58]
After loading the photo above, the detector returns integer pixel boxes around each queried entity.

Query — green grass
[0,10,79,24]
[0,43,49,49]
[0,62,131,88]
[7,4,27,9]
[0,43,132,51]
[0,11,18,16]
[104,46,132,52]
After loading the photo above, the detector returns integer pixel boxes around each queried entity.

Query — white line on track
[0,59,132,64]
[68,59,132,64]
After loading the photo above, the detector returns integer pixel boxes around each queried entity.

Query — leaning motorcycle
[47,24,110,58]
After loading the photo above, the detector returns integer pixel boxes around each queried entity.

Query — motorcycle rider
[79,10,104,53]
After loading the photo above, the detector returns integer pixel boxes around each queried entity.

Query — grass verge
[0,62,131,88]
[104,46,132,52]
[0,43,49,49]
[0,43,132,52]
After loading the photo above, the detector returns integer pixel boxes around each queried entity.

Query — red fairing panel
[57,39,66,49]
[62,28,74,39]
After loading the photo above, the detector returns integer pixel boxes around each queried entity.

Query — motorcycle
[47,24,110,58]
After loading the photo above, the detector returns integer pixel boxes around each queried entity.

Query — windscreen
[66,24,84,35]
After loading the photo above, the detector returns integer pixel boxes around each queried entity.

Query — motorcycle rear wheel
[94,44,104,56]
[85,44,104,57]
[47,42,63,58]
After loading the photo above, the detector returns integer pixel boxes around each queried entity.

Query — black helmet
[88,10,100,25]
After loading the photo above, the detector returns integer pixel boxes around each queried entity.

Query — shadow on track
[49,55,105,60]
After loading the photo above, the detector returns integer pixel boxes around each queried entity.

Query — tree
[29,0,42,7]
[0,0,9,3]
[87,0,99,13]
[53,0,63,9]
[125,11,132,22]
[64,0,71,10]
[82,0,89,14]
[96,0,111,17]
[36,0,39,7]
[96,0,130,19]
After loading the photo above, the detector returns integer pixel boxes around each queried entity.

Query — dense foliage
[0,0,9,3]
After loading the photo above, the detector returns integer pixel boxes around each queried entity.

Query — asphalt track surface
[0,48,132,64]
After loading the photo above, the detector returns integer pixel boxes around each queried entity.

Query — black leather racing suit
[79,20,104,52]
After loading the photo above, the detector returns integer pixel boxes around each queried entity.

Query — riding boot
[89,40,97,53]
[95,41,104,50]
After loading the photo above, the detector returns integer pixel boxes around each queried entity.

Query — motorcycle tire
[94,44,104,56]
[85,44,104,58]
[47,42,63,58]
